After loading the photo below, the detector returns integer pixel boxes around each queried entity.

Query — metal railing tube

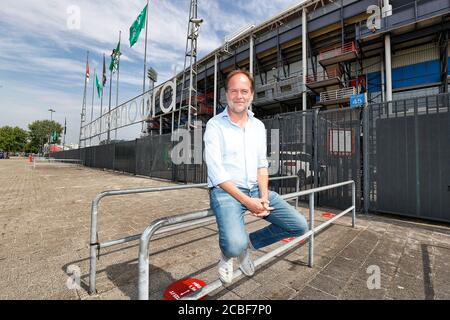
[137,180,356,300]
[89,199,99,294]
[138,219,169,300]
[99,235,142,249]
[100,216,218,249]
[181,197,355,300]
[138,209,214,300]
[89,176,300,294]
[88,183,207,294]
[352,182,356,228]
[182,230,314,300]
[308,193,314,267]
[313,206,354,234]
[279,180,353,199]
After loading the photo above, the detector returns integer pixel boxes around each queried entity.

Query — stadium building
[147,0,450,133]
[69,0,450,222]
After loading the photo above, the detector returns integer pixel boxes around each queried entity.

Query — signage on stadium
[80,78,177,140]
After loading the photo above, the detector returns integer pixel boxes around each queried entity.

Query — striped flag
[86,61,90,83]
[102,55,107,87]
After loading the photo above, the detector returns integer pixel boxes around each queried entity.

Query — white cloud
[0,0,303,145]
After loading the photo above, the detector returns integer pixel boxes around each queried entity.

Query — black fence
[53,93,450,222]
[54,107,362,212]
[364,93,450,223]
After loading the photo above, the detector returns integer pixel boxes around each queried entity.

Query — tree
[0,126,28,152]
[28,120,63,153]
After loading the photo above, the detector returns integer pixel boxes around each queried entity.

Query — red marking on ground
[163,278,207,300]
[322,212,337,218]
[281,237,305,244]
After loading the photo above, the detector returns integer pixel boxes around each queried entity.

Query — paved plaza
[1,158,449,300]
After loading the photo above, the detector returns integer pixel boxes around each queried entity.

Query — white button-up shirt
[204,107,269,189]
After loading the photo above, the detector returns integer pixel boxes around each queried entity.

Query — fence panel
[366,93,450,222]
[114,140,136,174]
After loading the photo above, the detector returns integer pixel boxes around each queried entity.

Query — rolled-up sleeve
[257,122,269,169]
[204,121,231,186]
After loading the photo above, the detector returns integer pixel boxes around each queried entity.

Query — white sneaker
[238,249,255,277]
[218,253,234,284]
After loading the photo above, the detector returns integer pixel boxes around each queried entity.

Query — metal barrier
[137,180,355,300]
[88,175,300,294]
[32,157,83,169]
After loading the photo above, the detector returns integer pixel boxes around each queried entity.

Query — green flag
[129,4,147,47]
[95,73,102,98]
[109,40,121,73]
[50,130,57,143]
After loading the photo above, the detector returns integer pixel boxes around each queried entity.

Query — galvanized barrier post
[352,181,356,228]
[308,192,314,268]
[88,183,208,294]
[137,180,356,300]
[89,195,100,294]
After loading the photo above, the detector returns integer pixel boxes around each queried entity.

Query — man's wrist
[260,191,269,201]
[240,195,252,207]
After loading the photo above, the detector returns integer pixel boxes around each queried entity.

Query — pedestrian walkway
[1,158,449,300]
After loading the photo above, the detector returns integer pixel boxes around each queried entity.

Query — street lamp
[48,108,56,121]
[47,109,56,155]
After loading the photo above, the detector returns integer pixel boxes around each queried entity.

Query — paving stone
[385,273,435,300]
[340,277,387,300]
[307,274,347,297]
[292,285,337,300]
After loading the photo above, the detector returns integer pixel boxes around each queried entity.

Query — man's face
[226,73,254,115]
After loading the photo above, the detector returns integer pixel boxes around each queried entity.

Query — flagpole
[99,89,103,144]
[142,0,149,133]
[143,0,149,93]
[78,50,89,149]
[107,63,113,144]
[100,54,104,144]
[90,68,96,147]
[63,117,67,150]
[115,30,121,141]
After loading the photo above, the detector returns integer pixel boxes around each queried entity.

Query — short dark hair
[225,69,254,93]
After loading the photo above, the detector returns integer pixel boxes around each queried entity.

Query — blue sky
[0,0,302,145]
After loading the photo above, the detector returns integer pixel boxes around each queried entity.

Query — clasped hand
[245,197,274,217]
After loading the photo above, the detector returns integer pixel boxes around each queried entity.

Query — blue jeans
[209,185,308,258]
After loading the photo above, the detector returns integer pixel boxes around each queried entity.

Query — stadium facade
[147,0,450,133]
[68,0,450,222]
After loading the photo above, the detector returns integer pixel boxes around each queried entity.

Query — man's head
[225,70,254,115]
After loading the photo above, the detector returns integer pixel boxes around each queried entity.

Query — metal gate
[364,93,450,222]
[317,108,362,211]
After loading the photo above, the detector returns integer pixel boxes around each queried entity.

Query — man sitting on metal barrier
[204,69,308,284]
